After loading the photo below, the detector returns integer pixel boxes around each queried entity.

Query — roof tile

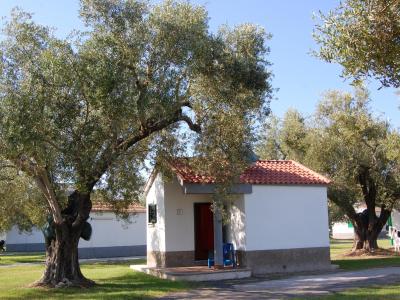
[171,160,331,185]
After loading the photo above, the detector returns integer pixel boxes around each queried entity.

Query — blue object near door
[208,243,237,268]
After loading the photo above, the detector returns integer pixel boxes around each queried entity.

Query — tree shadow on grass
[6,271,191,300]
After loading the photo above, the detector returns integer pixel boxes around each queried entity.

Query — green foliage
[314,0,400,88]
[0,1,273,221]
[310,88,400,214]
[0,162,47,233]
[257,108,309,162]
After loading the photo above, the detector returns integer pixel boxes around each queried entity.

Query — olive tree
[311,89,400,251]
[314,0,400,88]
[0,0,273,287]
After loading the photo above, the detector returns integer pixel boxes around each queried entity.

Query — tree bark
[353,223,379,251]
[351,208,389,252]
[33,191,94,288]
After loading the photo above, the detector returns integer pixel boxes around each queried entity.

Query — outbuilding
[4,203,146,258]
[145,159,332,275]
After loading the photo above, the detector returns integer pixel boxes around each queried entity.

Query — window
[148,204,157,224]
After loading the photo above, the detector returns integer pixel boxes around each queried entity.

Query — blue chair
[208,243,236,268]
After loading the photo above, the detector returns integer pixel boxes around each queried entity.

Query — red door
[194,203,214,260]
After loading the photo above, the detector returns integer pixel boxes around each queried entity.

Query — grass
[0,258,190,299]
[309,238,400,299]
[330,238,400,271]
[0,252,45,265]
[306,284,400,300]
[330,238,392,259]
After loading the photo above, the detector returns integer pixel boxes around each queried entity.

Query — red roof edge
[288,160,332,184]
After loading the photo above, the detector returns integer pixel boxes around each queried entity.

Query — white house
[4,203,146,258]
[145,159,332,275]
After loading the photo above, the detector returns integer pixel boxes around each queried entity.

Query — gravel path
[162,267,400,299]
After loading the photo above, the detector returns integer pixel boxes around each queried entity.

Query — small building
[4,203,146,258]
[145,160,332,275]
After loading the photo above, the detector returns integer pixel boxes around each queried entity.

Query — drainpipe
[213,205,224,269]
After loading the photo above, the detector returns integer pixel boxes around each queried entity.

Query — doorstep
[130,264,252,282]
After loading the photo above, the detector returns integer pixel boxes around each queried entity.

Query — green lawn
[330,238,400,271]
[0,258,189,299]
[0,252,45,265]
[313,238,400,299]
[312,284,400,300]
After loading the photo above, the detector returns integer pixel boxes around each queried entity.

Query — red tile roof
[171,160,331,185]
[91,203,146,213]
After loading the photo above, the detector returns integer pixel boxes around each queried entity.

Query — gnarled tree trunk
[33,191,94,288]
[351,208,390,252]
[353,224,379,251]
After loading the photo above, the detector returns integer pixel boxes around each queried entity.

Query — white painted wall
[244,185,330,251]
[146,174,167,253]
[163,178,213,252]
[332,222,354,239]
[227,196,246,251]
[392,210,400,229]
[79,212,146,248]
[6,226,44,244]
[5,211,146,248]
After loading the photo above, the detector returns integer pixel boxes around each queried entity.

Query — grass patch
[311,283,400,299]
[0,252,45,265]
[330,238,400,271]
[0,257,190,299]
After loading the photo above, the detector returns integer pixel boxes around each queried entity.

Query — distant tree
[256,109,309,161]
[314,0,400,88]
[258,88,400,252]
[310,88,400,251]
[0,0,273,287]
[0,163,48,234]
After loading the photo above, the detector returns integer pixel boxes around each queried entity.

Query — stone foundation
[148,247,331,274]
[147,250,202,268]
[237,247,331,275]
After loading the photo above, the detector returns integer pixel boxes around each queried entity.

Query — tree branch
[88,108,201,188]
[16,156,63,224]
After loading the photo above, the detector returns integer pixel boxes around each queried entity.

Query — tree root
[30,277,96,289]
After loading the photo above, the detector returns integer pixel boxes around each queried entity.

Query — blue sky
[1,0,399,127]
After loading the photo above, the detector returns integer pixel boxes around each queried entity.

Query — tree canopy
[314,0,400,88]
[0,0,273,287]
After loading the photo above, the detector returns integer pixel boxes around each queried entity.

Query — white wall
[244,185,330,251]
[332,222,354,239]
[146,174,166,252]
[79,212,146,248]
[6,226,44,244]
[6,211,146,248]
[392,210,400,229]
[163,178,213,252]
